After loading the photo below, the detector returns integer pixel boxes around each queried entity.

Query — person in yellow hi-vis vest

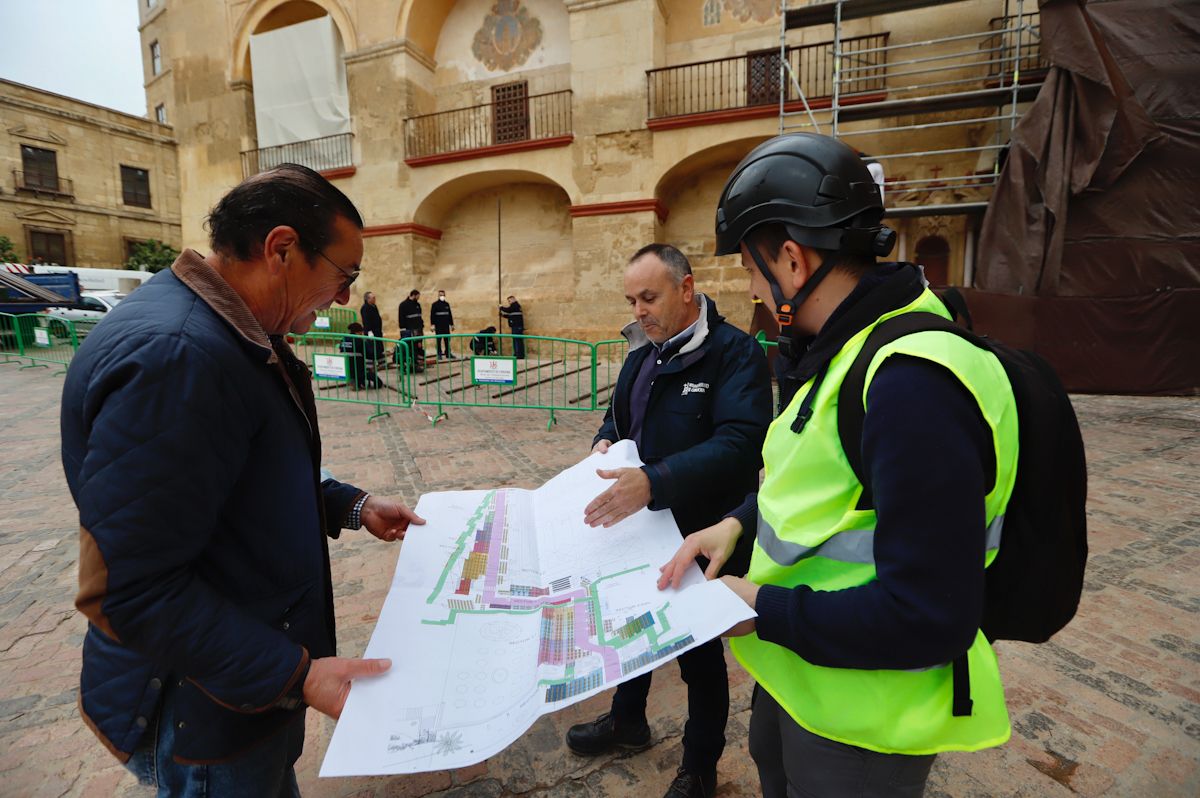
[659,133,1019,798]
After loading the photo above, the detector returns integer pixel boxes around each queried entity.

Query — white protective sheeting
[249,15,350,169]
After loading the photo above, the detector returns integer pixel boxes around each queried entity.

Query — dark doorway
[915,235,951,286]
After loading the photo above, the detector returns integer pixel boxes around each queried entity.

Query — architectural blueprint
[320,440,756,776]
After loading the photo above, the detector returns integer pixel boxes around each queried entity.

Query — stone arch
[412,168,577,229]
[230,0,357,82]
[411,168,576,337]
[397,0,457,63]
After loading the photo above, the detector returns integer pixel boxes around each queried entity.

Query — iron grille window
[747,49,782,107]
[121,165,152,208]
[492,81,530,145]
[150,41,162,75]
[20,145,59,191]
[30,230,68,265]
[155,104,167,124]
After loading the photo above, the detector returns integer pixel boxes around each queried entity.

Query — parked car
[45,291,125,339]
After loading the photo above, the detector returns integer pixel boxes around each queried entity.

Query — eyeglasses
[315,249,360,293]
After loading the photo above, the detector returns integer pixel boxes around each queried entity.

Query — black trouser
[610,637,728,774]
[748,686,936,798]
[400,329,424,370]
[509,328,525,359]
[434,326,452,358]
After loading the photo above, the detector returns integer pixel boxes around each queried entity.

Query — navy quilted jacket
[60,252,361,764]
[595,295,771,575]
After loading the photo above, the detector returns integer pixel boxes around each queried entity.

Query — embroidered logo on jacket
[681,382,710,396]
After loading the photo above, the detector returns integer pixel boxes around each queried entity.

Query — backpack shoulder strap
[837,311,980,509]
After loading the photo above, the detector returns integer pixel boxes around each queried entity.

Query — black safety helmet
[714,133,896,335]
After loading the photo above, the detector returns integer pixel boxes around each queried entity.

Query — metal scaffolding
[777,0,1044,217]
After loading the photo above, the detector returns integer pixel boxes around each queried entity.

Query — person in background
[397,289,425,372]
[430,289,456,360]
[499,295,525,359]
[359,291,384,365]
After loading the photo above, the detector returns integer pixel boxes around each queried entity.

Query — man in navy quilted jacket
[61,164,424,796]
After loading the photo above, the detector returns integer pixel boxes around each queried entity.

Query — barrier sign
[314,316,332,330]
[313,353,349,380]
[472,356,517,385]
[33,328,51,348]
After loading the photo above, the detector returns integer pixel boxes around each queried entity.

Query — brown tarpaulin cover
[973,0,1200,394]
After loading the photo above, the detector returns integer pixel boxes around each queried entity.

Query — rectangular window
[747,48,782,107]
[29,229,69,266]
[492,81,530,145]
[121,165,152,208]
[150,41,162,75]
[155,103,167,124]
[20,145,60,191]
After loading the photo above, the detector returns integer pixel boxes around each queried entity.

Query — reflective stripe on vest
[757,513,1005,567]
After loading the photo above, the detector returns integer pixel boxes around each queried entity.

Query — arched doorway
[915,235,950,286]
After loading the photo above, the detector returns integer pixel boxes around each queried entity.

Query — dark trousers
[509,329,525,359]
[749,686,936,798]
[434,326,452,358]
[611,637,728,774]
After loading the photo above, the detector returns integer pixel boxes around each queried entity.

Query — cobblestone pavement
[0,362,1197,798]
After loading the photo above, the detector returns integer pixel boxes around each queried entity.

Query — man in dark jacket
[398,288,425,371]
[565,243,772,798]
[61,164,425,793]
[430,289,456,360]
[499,294,525,359]
[360,291,384,363]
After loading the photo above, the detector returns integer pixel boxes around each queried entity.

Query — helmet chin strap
[747,244,836,359]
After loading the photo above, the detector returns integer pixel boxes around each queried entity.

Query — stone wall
[0,80,180,268]
[142,0,1016,341]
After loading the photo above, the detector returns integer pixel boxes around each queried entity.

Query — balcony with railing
[403,89,573,166]
[13,171,74,200]
[647,34,889,129]
[984,12,1047,84]
[240,132,354,178]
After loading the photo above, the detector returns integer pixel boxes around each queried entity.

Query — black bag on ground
[835,297,1088,714]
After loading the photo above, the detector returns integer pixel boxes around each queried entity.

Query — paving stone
[0,366,1197,796]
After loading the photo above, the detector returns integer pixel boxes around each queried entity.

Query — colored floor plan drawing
[321,441,755,776]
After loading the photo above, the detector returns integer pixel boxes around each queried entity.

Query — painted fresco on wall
[722,0,777,24]
[473,0,543,71]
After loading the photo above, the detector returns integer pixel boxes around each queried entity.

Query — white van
[34,265,153,294]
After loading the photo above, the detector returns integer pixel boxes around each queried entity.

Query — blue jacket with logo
[596,295,771,575]
[60,251,362,764]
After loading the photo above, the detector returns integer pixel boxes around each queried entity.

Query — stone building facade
[0,80,180,269]
[139,0,1035,340]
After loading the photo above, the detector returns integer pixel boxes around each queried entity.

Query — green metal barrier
[0,313,22,365]
[313,307,356,335]
[290,331,409,422]
[12,314,79,374]
[592,339,629,410]
[395,333,602,429]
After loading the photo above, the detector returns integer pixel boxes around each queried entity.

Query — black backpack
[836,296,1088,716]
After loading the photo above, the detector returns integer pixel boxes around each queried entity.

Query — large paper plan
[320,440,755,776]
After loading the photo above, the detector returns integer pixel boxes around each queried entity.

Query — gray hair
[629,243,692,285]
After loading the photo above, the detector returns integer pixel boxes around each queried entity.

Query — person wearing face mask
[60,164,426,795]
[430,289,456,360]
[659,134,1021,798]
[564,243,771,798]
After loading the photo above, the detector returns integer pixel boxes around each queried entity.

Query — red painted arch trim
[569,199,668,224]
[362,223,443,240]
